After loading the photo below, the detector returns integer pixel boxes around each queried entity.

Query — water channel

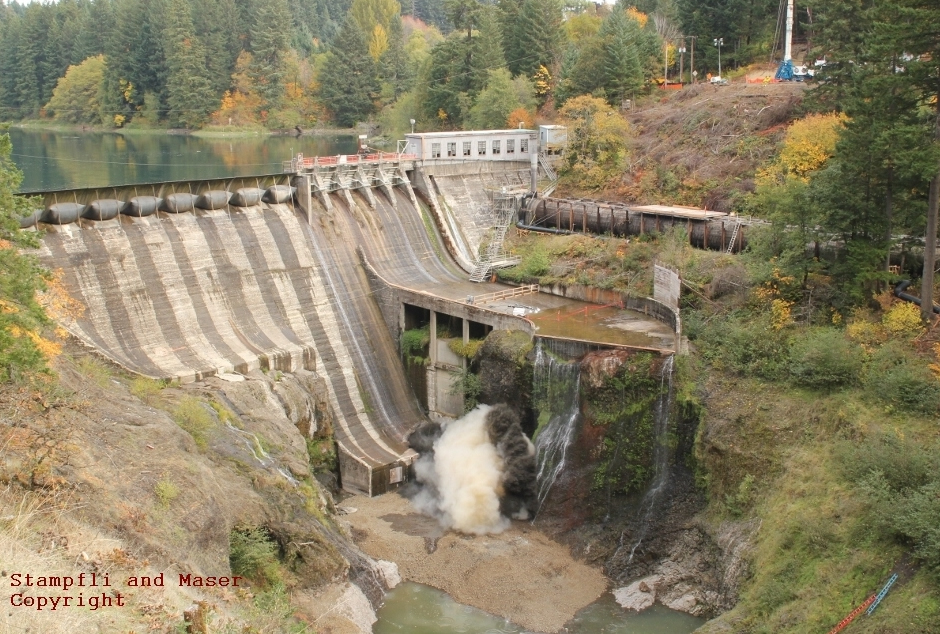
[8,127,357,192]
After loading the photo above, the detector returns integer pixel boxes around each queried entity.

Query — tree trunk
[921,101,940,322]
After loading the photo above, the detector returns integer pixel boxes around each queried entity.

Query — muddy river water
[375,582,705,633]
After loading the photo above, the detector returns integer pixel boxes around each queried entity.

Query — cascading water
[532,339,582,519]
[613,354,676,572]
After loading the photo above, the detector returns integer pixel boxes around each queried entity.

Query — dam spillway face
[36,201,414,495]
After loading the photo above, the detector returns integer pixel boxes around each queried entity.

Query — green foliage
[0,131,49,382]
[863,342,940,414]
[306,438,337,474]
[44,55,107,125]
[500,244,550,282]
[788,328,864,389]
[698,313,791,380]
[467,68,520,130]
[449,366,482,413]
[558,95,631,190]
[173,396,217,450]
[400,325,430,365]
[319,18,379,127]
[164,0,216,128]
[153,478,179,508]
[724,473,755,517]
[841,433,940,581]
[448,338,483,359]
[229,525,283,587]
[76,356,112,387]
[130,376,165,404]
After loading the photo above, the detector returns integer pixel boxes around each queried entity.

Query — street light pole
[714,37,723,78]
[679,44,686,84]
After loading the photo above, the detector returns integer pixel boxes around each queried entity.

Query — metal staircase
[539,153,559,197]
[726,222,741,254]
[470,193,520,282]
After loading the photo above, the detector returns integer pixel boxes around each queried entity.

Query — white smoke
[411,404,510,534]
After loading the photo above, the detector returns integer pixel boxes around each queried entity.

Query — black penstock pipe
[893,280,940,314]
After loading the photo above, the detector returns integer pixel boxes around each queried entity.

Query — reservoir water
[375,583,705,634]
[8,127,357,192]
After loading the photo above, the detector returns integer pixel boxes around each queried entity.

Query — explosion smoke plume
[406,404,535,534]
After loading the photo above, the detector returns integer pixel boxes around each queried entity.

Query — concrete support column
[295,175,314,225]
[429,311,438,366]
[462,318,470,370]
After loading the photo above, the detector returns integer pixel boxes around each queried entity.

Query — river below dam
[8,127,357,192]
[375,582,705,633]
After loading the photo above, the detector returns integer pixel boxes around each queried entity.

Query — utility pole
[690,36,696,83]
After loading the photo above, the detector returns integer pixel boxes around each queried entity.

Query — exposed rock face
[476,330,535,433]
[0,348,391,632]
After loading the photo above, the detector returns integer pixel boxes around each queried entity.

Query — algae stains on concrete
[340,491,607,634]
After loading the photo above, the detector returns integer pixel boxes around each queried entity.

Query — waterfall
[532,339,582,519]
[615,354,676,572]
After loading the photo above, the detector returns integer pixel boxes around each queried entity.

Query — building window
[478,141,487,156]
[520,138,529,153]
[447,142,457,157]
[507,139,515,154]
[492,140,501,155]
[463,141,471,156]
[431,143,441,158]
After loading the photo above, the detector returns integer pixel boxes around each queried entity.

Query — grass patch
[153,478,179,508]
[130,376,164,404]
[76,356,111,387]
[172,396,217,451]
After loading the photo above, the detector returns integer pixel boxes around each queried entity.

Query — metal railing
[283,153,418,172]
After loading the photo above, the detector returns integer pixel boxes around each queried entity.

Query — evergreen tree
[511,0,564,78]
[602,6,645,104]
[318,17,379,127]
[249,0,292,115]
[467,68,519,129]
[163,0,215,128]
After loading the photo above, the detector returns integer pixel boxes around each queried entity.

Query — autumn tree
[558,95,631,190]
[44,55,107,125]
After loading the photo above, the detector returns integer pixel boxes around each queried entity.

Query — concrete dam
[27,152,677,496]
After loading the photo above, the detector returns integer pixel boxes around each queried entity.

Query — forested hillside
[0,0,784,131]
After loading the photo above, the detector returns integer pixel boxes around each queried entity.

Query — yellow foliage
[626,7,648,27]
[756,113,846,185]
[7,325,62,361]
[37,269,84,325]
[533,65,552,98]
[112,114,125,127]
[882,301,925,339]
[846,319,887,349]
[369,24,389,62]
[770,299,793,330]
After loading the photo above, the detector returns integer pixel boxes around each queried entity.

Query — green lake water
[374,583,705,634]
[8,127,357,192]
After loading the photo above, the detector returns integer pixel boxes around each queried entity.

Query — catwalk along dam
[20,129,688,496]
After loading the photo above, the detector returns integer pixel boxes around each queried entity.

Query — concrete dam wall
[37,200,420,495]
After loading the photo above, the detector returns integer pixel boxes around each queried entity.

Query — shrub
[698,313,791,380]
[448,338,483,359]
[229,526,282,587]
[173,396,217,450]
[153,479,179,508]
[882,301,925,340]
[863,342,940,414]
[788,328,863,389]
[400,326,430,365]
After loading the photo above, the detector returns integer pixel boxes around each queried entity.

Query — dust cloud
[406,404,535,534]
